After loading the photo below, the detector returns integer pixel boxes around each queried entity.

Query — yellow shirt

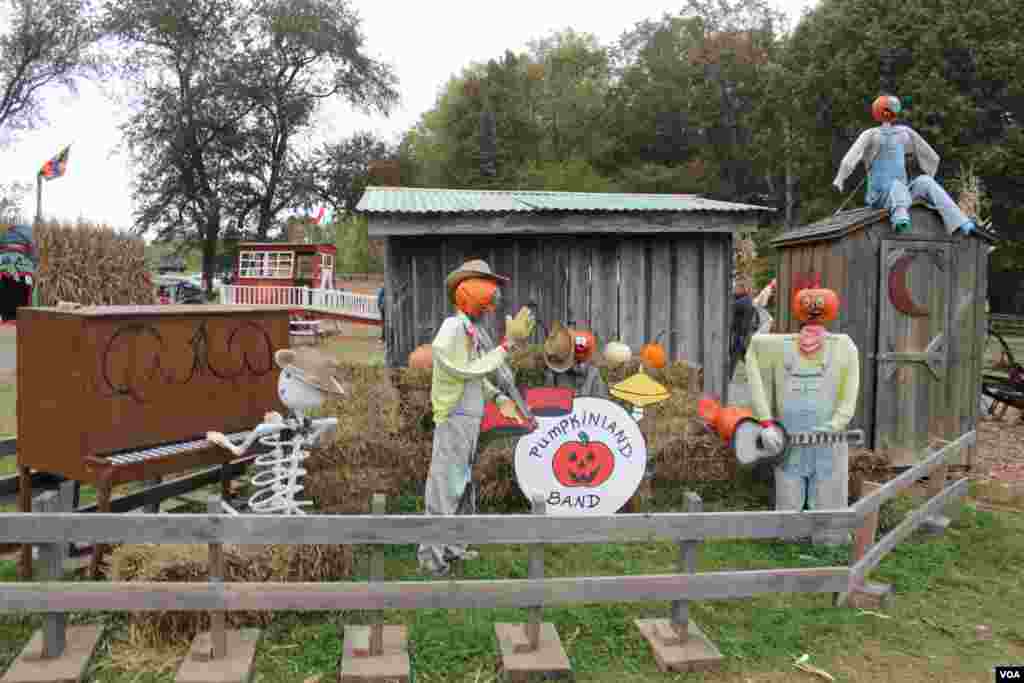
[431,312,507,424]
[744,333,860,432]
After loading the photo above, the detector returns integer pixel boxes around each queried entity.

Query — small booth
[770,203,993,467]
[236,241,337,290]
[0,223,38,321]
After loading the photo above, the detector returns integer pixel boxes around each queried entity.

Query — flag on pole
[314,207,325,224]
[39,145,70,180]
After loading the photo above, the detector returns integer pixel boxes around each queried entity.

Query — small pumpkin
[408,343,433,369]
[640,331,668,370]
[551,431,615,488]
[604,341,632,365]
[792,287,839,324]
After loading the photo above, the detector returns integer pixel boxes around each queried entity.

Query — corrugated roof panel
[355,187,774,214]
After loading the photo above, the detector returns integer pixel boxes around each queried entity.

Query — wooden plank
[0,567,850,614]
[852,430,975,515]
[671,237,701,364]
[969,240,988,467]
[851,478,968,586]
[492,236,517,341]
[590,238,620,346]
[0,508,862,546]
[369,494,386,657]
[649,237,673,357]
[844,231,877,442]
[515,238,546,345]
[526,496,546,651]
[545,237,570,329]
[367,212,761,238]
[702,235,728,400]
[385,238,415,367]
[618,240,648,351]
[566,238,594,329]
[411,238,444,348]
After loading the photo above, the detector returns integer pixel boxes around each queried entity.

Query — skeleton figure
[745,288,860,545]
[833,95,975,235]
[207,348,342,515]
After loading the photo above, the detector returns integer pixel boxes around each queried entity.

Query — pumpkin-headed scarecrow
[543,321,609,399]
[744,286,860,545]
[417,260,536,576]
[833,94,975,235]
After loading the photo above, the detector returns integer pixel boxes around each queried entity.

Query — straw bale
[34,218,156,307]
[305,349,733,513]
[107,542,352,649]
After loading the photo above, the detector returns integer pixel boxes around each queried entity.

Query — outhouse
[771,203,994,467]
[357,187,774,402]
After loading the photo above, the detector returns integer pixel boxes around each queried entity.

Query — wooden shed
[235,241,336,290]
[357,187,774,402]
[770,203,994,466]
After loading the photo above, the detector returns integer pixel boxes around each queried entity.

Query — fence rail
[218,285,381,321]
[0,430,976,675]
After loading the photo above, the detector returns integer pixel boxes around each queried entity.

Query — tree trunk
[202,213,220,297]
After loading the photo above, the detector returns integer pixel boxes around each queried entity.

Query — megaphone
[697,396,789,467]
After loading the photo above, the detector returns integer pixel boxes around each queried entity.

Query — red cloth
[798,324,827,356]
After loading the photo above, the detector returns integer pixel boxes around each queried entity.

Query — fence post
[339,493,411,681]
[36,484,73,658]
[207,496,227,660]
[369,493,386,657]
[525,494,546,651]
[836,481,892,610]
[635,490,723,673]
[495,494,572,680]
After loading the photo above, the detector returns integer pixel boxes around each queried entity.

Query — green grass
[2,491,1022,683]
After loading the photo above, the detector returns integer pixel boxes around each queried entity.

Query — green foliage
[332,214,380,273]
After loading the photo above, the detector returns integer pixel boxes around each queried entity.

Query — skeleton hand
[206,431,242,457]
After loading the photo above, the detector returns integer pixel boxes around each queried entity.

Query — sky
[0,0,814,234]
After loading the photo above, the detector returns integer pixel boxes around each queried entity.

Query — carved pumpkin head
[551,431,615,488]
[872,94,901,123]
[792,287,839,324]
[454,278,499,318]
[570,328,596,363]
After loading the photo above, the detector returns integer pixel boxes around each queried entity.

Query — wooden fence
[0,430,975,675]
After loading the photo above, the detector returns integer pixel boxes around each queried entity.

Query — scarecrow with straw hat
[417,259,536,576]
[543,321,608,398]
[833,94,975,235]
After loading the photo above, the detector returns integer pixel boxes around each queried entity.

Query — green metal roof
[356,186,775,214]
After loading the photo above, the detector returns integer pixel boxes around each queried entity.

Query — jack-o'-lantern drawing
[792,287,839,324]
[551,431,615,487]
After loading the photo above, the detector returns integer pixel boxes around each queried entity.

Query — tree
[107,0,249,294]
[306,130,396,214]
[109,0,399,292]
[0,181,31,221]
[0,0,102,139]
[225,0,398,238]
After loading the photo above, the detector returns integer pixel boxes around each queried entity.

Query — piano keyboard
[103,430,252,465]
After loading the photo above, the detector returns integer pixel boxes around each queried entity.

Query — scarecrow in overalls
[833,94,976,235]
[417,260,536,576]
[543,321,609,399]
[744,287,860,545]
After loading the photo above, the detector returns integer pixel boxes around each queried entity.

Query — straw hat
[543,321,575,373]
[274,348,345,395]
[445,259,510,304]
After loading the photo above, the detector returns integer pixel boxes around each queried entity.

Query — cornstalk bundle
[34,219,156,306]
[734,232,757,291]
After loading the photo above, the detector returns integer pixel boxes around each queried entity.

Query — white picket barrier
[219,285,380,322]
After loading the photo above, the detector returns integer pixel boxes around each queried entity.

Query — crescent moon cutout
[888,251,930,317]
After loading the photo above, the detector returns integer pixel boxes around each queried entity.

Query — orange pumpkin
[569,328,596,363]
[640,331,668,370]
[792,287,839,324]
[408,343,433,369]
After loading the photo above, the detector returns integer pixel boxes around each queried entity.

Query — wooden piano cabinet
[15,305,291,577]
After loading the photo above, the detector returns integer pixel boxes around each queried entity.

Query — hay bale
[108,542,352,649]
[35,219,156,307]
[305,351,733,513]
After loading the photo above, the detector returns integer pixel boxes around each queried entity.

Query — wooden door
[874,240,953,466]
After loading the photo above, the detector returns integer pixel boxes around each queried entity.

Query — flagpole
[35,173,41,225]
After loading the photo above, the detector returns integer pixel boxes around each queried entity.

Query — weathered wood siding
[384,234,733,401]
[774,206,985,460]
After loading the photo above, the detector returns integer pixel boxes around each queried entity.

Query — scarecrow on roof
[417,259,535,577]
[833,94,976,235]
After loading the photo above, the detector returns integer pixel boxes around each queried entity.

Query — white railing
[219,285,381,321]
